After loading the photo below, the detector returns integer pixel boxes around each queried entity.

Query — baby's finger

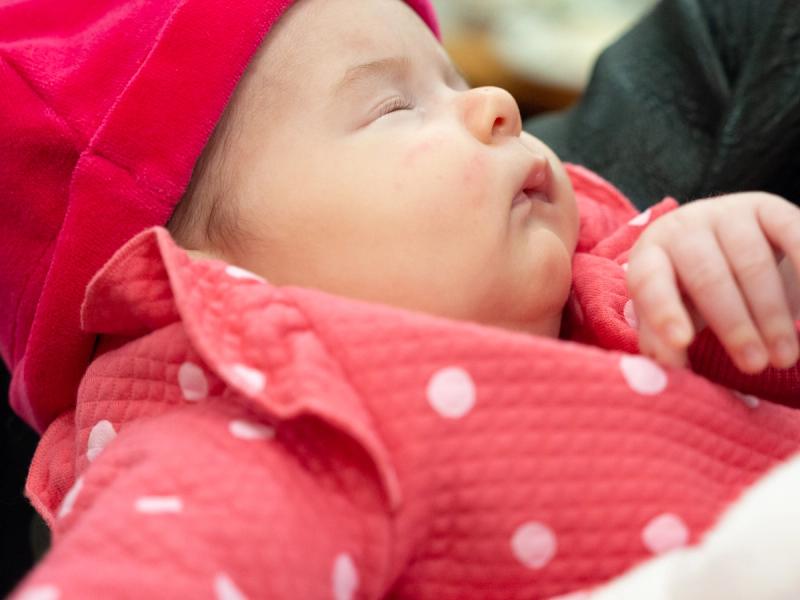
[778,257,800,320]
[757,198,800,273]
[758,197,800,317]
[669,229,769,374]
[717,218,799,368]
[627,243,694,349]
[637,310,687,368]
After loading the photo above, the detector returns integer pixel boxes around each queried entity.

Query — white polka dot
[86,419,117,462]
[229,419,275,441]
[18,585,60,600]
[332,553,359,600]
[214,572,248,600]
[511,521,558,569]
[629,208,652,227]
[623,299,639,329]
[620,355,668,395]
[225,265,266,283]
[426,367,476,419]
[642,513,689,554]
[58,477,84,519]
[228,363,267,396]
[178,361,209,401]
[733,390,760,409]
[135,496,183,514]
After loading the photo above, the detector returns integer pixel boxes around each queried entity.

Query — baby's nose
[462,86,523,144]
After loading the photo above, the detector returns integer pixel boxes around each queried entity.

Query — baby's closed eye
[375,95,415,118]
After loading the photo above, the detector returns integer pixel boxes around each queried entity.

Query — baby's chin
[517,249,573,336]
[472,274,572,339]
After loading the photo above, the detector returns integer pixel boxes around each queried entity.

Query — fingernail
[666,322,691,347]
[741,344,768,372]
[773,338,798,367]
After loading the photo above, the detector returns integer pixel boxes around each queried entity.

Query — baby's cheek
[395,139,440,193]
[399,139,489,209]
[462,153,489,197]
[444,152,493,217]
[401,135,444,169]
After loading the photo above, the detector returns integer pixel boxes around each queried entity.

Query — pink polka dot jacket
[17,166,800,599]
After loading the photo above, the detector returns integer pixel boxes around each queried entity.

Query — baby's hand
[627,192,800,373]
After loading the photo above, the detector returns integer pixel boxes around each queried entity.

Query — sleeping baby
[166,0,800,375]
[6,0,800,598]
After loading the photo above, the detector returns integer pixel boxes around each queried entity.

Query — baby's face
[198,0,579,337]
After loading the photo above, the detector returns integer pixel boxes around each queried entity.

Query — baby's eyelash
[377,96,414,117]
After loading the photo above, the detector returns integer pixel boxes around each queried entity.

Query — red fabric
[16,166,800,599]
[0,0,440,433]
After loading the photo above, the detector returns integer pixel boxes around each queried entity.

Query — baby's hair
[168,23,289,256]
[167,95,246,255]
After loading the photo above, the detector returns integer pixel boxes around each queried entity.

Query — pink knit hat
[0,0,440,433]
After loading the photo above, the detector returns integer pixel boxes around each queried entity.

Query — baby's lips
[519,155,552,202]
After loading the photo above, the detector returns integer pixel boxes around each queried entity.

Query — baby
[169,0,800,375]
[6,0,800,599]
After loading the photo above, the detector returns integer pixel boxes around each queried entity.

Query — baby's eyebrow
[333,55,468,96]
[334,56,412,95]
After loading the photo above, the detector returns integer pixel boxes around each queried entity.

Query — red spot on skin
[403,138,437,168]
[398,136,443,190]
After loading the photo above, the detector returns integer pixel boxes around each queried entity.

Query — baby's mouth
[512,158,552,209]
[512,189,550,208]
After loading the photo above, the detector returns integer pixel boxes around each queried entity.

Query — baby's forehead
[253,0,446,94]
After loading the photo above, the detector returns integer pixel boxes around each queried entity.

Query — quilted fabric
[16,166,800,599]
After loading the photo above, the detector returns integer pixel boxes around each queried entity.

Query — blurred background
[432,0,658,118]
